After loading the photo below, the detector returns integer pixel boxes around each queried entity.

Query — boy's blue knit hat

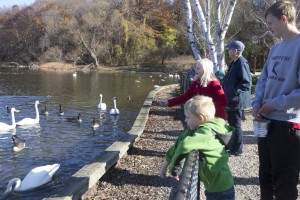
[225,41,245,51]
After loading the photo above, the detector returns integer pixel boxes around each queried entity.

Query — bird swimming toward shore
[6,105,10,114]
[98,94,107,110]
[0,107,17,131]
[16,100,40,126]
[40,105,49,116]
[65,113,82,124]
[91,117,100,129]
[3,163,60,194]
[12,135,25,152]
[110,97,120,115]
[58,104,64,116]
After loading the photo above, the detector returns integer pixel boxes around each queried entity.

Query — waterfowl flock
[0,72,179,197]
[0,95,121,150]
[0,94,122,196]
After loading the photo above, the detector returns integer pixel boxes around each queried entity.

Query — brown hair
[265,1,296,24]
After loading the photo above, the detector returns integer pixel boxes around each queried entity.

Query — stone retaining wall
[44,84,179,200]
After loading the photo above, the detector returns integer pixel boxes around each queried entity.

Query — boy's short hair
[265,1,296,23]
[184,95,216,120]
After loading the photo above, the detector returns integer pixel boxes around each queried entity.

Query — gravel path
[89,86,299,200]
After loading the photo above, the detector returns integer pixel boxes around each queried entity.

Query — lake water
[0,68,179,199]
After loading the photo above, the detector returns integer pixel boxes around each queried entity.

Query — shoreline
[0,56,195,74]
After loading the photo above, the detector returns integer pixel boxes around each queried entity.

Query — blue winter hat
[225,40,245,51]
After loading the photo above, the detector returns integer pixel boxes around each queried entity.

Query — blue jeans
[227,110,243,154]
[205,187,235,200]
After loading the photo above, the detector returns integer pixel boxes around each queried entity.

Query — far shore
[0,56,196,74]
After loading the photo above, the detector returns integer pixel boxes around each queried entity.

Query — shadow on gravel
[233,176,260,185]
[149,109,181,117]
[101,168,178,187]
[243,131,258,145]
[143,130,183,137]
[128,146,166,157]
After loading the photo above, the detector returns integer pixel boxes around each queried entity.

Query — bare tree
[185,0,237,79]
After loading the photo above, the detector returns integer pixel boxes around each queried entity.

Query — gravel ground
[88,86,300,200]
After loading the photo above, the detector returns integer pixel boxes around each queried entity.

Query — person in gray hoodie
[252,1,300,199]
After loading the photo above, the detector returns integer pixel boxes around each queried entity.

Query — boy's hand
[159,160,169,178]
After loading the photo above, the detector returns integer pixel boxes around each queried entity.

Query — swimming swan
[109,97,120,115]
[16,100,40,126]
[3,163,60,194]
[12,135,25,152]
[0,107,17,131]
[98,94,107,110]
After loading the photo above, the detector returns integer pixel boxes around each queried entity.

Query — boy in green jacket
[159,95,235,199]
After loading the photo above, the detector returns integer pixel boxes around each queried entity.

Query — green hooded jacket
[165,118,234,192]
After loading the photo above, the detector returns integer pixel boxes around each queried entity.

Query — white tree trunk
[188,0,237,79]
[185,0,201,60]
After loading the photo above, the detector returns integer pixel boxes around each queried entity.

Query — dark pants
[227,110,243,154]
[258,119,300,200]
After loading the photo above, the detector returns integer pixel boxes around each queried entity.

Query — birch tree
[184,0,200,60]
[185,0,237,79]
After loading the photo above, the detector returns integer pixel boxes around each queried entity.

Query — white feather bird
[109,97,120,115]
[3,163,60,194]
[0,107,17,131]
[16,100,40,126]
[98,94,107,110]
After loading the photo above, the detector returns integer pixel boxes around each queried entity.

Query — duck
[3,163,60,194]
[127,95,131,101]
[12,135,25,152]
[110,97,120,115]
[91,117,100,129]
[58,104,64,116]
[6,105,10,114]
[0,107,17,131]
[40,105,49,116]
[16,100,40,126]
[65,113,82,124]
[98,94,107,110]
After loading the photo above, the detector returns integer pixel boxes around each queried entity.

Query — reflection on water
[0,69,179,199]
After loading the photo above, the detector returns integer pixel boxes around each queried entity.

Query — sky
[0,0,35,8]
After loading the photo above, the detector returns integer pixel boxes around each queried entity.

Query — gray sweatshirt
[252,35,300,123]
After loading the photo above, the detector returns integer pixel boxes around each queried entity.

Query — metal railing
[174,150,200,200]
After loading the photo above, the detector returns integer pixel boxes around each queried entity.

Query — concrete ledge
[44,84,179,200]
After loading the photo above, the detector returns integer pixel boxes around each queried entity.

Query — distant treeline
[0,0,299,69]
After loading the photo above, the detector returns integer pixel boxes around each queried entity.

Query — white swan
[12,135,25,152]
[4,163,60,194]
[0,107,17,131]
[16,100,40,126]
[110,97,120,115]
[72,72,77,77]
[98,94,107,110]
